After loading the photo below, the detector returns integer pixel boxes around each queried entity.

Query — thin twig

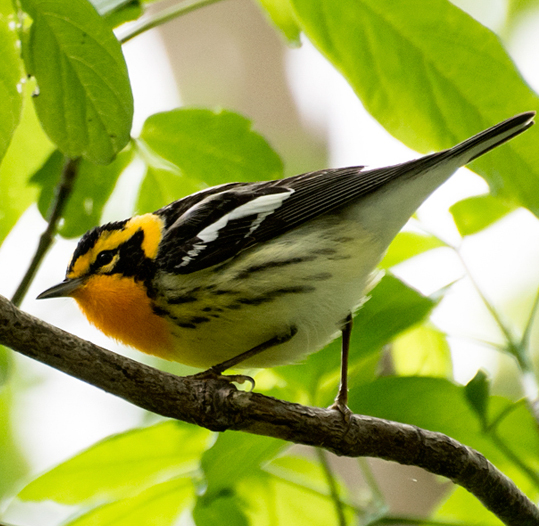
[357,457,389,525]
[520,284,539,356]
[119,0,225,44]
[315,448,347,526]
[11,157,79,307]
[454,249,539,420]
[454,251,519,362]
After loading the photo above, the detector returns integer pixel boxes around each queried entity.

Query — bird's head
[38,214,164,301]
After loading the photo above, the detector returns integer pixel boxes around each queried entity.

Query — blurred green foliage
[0,0,538,525]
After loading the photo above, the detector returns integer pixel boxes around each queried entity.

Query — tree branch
[0,294,537,526]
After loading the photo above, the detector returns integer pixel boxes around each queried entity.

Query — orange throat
[72,274,173,359]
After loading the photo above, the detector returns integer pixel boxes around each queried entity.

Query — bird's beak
[37,277,86,299]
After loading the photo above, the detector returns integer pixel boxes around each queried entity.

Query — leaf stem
[119,0,226,44]
[315,448,347,526]
[11,157,79,307]
[455,251,517,356]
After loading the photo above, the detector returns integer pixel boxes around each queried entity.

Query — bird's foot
[192,367,256,391]
[329,394,353,423]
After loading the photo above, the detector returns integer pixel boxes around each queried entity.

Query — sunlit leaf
[450,194,515,236]
[20,0,133,163]
[290,0,539,214]
[380,231,446,268]
[201,432,287,497]
[392,324,452,378]
[236,471,354,526]
[266,454,348,498]
[435,485,502,525]
[347,376,539,493]
[140,108,283,187]
[0,12,24,163]
[0,88,53,246]
[65,477,192,526]
[135,165,205,215]
[19,421,210,504]
[0,366,28,497]
[351,275,436,359]
[256,0,301,45]
[89,0,142,28]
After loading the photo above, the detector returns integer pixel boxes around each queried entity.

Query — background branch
[11,158,79,307]
[0,294,537,526]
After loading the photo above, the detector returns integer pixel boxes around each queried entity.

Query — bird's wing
[157,112,535,274]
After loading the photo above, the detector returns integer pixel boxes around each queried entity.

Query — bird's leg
[193,326,298,389]
[329,313,353,418]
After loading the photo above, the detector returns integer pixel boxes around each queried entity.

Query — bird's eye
[95,250,115,268]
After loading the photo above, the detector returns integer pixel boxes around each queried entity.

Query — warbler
[39,112,535,412]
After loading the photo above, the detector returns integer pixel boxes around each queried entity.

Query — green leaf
[20,0,134,164]
[435,485,502,525]
[201,432,287,497]
[236,471,354,526]
[256,0,301,45]
[464,369,490,427]
[449,194,515,236]
[380,231,446,268]
[89,0,142,28]
[65,476,192,526]
[348,377,478,437]
[103,3,142,28]
[0,364,29,497]
[194,493,249,526]
[290,0,539,215]
[266,454,348,498]
[392,324,452,378]
[347,376,539,491]
[31,146,134,238]
[0,88,53,247]
[59,147,134,238]
[90,0,139,17]
[351,274,436,359]
[19,421,210,504]
[0,13,24,163]
[140,108,283,187]
[135,165,206,215]
[29,149,65,219]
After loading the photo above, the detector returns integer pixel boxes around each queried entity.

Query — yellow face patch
[68,214,164,279]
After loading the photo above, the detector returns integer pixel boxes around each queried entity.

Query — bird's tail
[444,111,535,165]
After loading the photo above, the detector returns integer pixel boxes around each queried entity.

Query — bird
[38,112,535,414]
